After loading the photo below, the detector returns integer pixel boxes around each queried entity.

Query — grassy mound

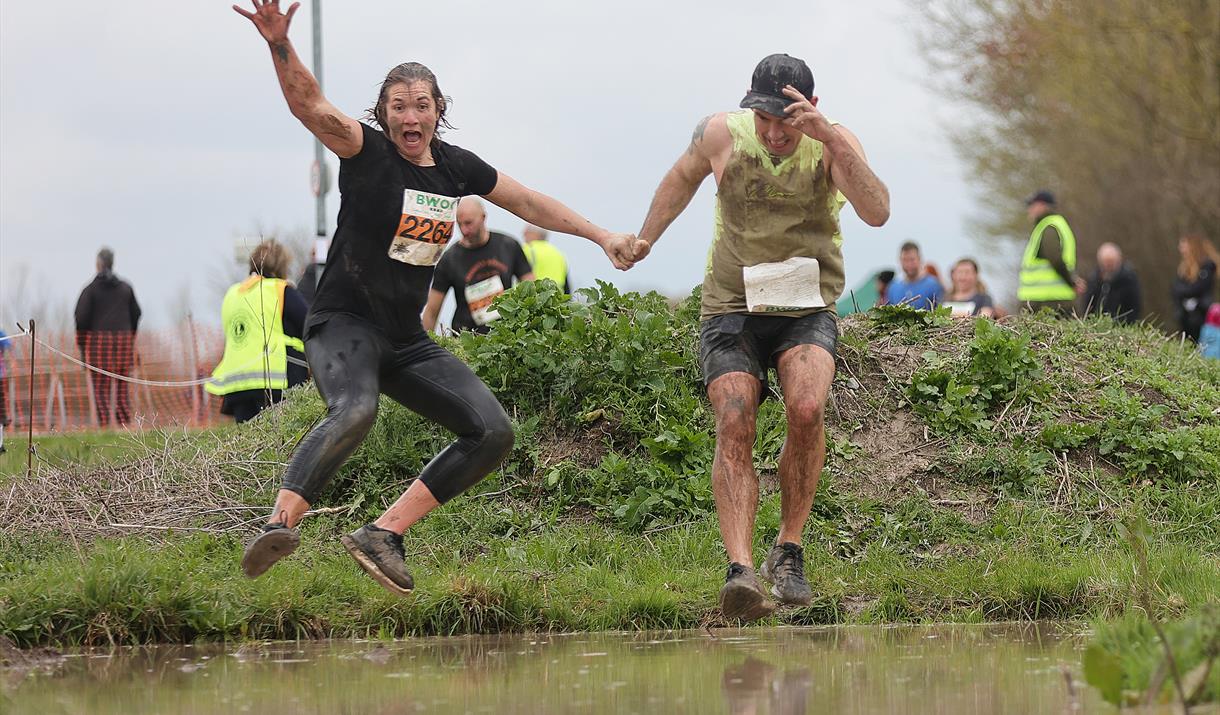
[1,281,1217,646]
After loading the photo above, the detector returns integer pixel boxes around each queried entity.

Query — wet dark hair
[366,62,454,148]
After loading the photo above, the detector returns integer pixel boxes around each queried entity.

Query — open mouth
[766,137,791,152]
[402,130,423,146]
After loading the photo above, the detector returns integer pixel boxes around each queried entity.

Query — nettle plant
[906,318,1045,433]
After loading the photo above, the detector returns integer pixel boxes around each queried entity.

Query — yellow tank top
[701,110,846,319]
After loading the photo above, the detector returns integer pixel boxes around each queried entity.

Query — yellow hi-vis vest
[1018,213,1077,302]
[521,240,568,289]
[206,276,305,396]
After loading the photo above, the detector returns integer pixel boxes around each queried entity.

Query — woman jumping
[234,0,645,594]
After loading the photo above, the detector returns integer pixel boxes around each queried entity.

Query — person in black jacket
[74,247,141,427]
[1172,233,1219,342]
[1082,243,1141,324]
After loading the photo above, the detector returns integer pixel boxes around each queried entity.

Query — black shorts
[698,311,838,392]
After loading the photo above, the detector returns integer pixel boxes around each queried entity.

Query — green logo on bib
[415,194,455,210]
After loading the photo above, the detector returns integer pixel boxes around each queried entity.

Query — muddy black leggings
[282,318,514,505]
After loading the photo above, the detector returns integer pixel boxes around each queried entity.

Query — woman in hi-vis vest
[207,240,308,423]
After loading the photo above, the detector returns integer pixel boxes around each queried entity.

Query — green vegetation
[1,286,1217,650]
[0,430,163,477]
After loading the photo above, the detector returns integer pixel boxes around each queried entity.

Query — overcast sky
[0,0,1014,331]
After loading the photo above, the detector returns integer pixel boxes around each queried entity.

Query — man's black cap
[1024,189,1056,206]
[740,54,815,118]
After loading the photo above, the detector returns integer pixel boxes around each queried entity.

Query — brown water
[3,623,1117,714]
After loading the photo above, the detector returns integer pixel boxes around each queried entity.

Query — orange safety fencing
[0,323,230,434]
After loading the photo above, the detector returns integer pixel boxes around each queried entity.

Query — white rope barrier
[12,327,311,388]
[31,337,217,388]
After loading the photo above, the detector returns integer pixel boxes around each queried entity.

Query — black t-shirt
[307,123,499,343]
[432,231,532,333]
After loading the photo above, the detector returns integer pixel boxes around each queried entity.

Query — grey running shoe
[341,524,414,596]
[241,522,300,578]
[759,542,813,606]
[719,562,777,622]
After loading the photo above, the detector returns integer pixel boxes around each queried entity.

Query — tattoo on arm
[273,43,289,63]
[685,115,712,156]
[828,136,889,224]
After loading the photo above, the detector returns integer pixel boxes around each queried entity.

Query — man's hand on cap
[781,85,835,143]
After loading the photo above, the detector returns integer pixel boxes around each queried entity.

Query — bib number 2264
[387,188,458,266]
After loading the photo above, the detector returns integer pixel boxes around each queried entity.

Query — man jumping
[635,54,889,620]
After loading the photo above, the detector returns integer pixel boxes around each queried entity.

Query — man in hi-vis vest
[1018,190,1085,315]
[521,225,570,293]
[632,54,890,621]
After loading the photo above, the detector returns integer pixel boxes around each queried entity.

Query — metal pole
[26,319,34,478]
[187,314,201,425]
[312,0,327,241]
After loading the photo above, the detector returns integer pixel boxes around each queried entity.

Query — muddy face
[384,80,438,163]
[751,109,803,157]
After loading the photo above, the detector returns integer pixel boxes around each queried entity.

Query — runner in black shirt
[234,0,647,595]
[424,197,534,334]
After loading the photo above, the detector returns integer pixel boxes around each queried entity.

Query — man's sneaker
[241,522,300,578]
[718,562,777,622]
[341,524,414,596]
[759,542,813,606]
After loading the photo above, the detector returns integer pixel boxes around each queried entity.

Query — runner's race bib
[465,275,506,326]
[742,257,827,313]
[387,189,458,266]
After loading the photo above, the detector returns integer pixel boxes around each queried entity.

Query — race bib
[387,188,458,266]
[943,300,977,318]
[465,275,506,326]
[742,257,827,313]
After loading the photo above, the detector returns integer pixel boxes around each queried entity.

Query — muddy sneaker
[759,542,812,606]
[341,524,414,596]
[719,562,777,622]
[241,522,300,578]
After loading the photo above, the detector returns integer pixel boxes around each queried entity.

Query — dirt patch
[837,410,934,495]
[1126,382,1169,407]
[830,410,997,524]
[533,425,610,470]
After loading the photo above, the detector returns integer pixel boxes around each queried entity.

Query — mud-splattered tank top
[700,110,845,319]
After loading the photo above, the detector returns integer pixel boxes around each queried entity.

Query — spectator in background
[944,258,996,318]
[297,240,324,307]
[1172,233,1219,342]
[206,240,308,423]
[520,224,570,293]
[1018,190,1085,315]
[0,329,9,454]
[423,197,534,334]
[886,241,943,310]
[873,270,895,306]
[1199,304,1220,361]
[74,247,141,427]
[924,262,944,290]
[1082,242,1141,324]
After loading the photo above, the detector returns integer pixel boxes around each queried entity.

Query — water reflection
[722,658,812,715]
[2,623,1128,714]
